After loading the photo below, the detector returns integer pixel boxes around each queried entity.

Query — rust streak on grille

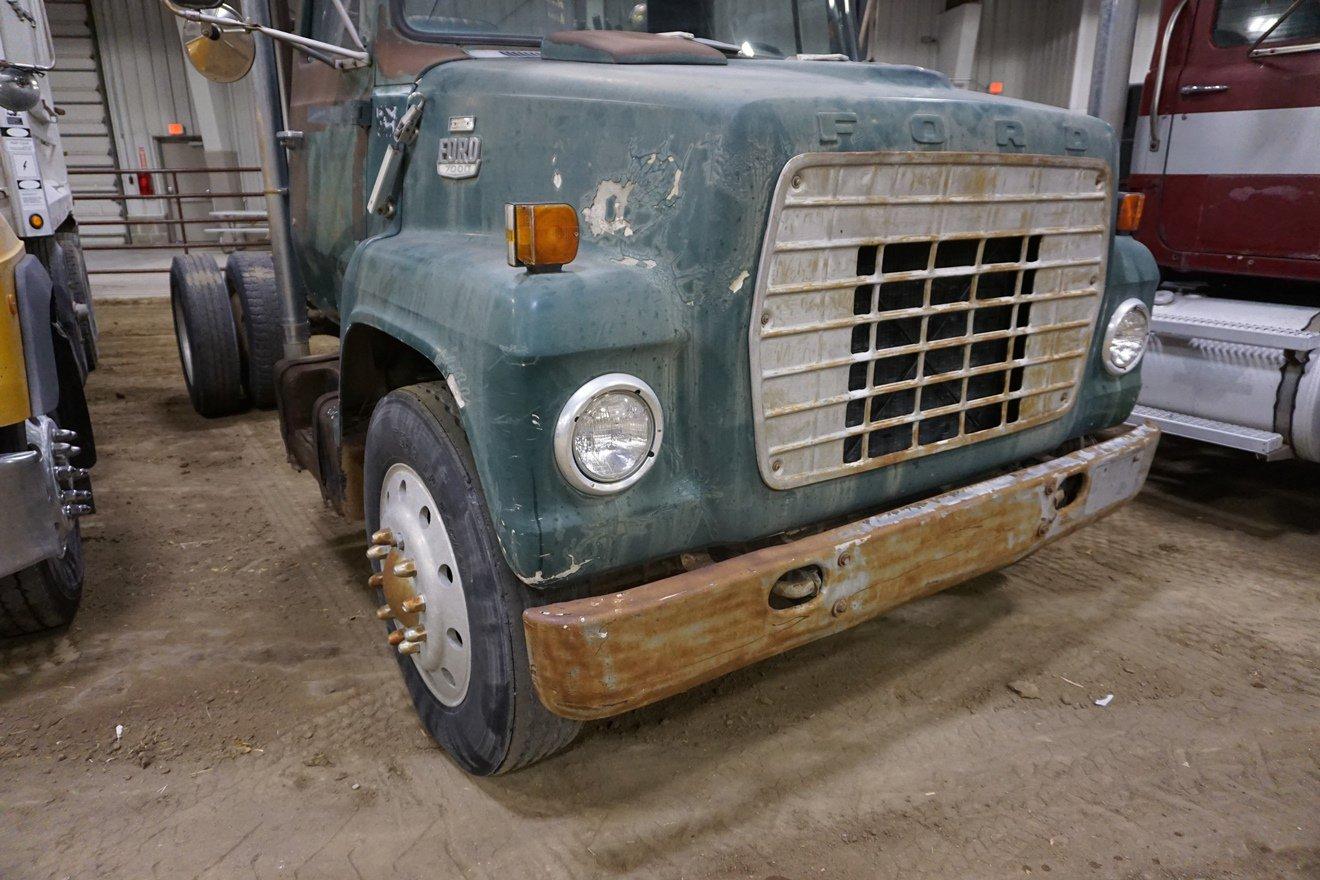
[749,151,1112,489]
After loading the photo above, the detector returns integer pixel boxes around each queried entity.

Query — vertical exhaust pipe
[1088,0,1141,135]
[242,0,309,361]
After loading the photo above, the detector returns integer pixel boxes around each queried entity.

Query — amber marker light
[1116,192,1146,234]
[505,203,580,271]
[988,81,1004,95]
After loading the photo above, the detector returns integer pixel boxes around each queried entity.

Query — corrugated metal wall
[865,0,1161,111]
[87,0,195,227]
[866,1,1086,108]
[974,0,1087,108]
[47,0,124,241]
[868,0,946,69]
[65,0,263,241]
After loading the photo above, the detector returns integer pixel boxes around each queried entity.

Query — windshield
[398,0,836,57]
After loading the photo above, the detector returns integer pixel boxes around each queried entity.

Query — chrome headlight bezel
[1101,298,1151,376]
[554,374,663,496]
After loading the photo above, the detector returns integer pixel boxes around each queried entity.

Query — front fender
[341,229,690,583]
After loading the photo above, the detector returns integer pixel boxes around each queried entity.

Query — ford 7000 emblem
[437,136,481,179]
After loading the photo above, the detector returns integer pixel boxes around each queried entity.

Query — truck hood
[407,56,1115,284]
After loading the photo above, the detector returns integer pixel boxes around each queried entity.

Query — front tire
[364,383,581,775]
[170,255,247,417]
[0,528,84,637]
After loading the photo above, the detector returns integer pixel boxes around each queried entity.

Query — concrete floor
[0,299,1316,880]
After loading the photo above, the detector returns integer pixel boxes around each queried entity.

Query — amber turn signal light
[505,203,580,271]
[1116,192,1145,234]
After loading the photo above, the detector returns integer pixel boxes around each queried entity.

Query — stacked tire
[169,252,283,417]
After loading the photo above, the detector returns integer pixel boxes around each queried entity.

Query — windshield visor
[397,0,838,57]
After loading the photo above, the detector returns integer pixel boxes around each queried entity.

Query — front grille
[750,152,1112,489]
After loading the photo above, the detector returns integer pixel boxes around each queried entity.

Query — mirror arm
[1249,0,1307,59]
[162,1,370,67]
[326,0,366,52]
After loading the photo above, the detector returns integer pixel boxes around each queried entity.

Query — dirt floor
[1,299,1316,880]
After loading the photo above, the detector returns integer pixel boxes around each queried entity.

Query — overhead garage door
[46,0,125,243]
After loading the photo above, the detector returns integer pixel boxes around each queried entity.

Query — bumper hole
[1054,473,1086,510]
[769,565,823,610]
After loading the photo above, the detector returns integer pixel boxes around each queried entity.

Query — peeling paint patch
[445,374,466,409]
[667,168,683,200]
[521,556,591,585]
[615,256,659,269]
[729,270,750,292]
[583,180,636,237]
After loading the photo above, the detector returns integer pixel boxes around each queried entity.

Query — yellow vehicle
[0,214,95,636]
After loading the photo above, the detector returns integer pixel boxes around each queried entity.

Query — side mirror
[182,6,255,84]
[0,67,41,113]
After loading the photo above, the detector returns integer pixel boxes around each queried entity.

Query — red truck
[1125,0,1320,461]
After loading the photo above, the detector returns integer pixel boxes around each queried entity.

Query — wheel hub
[26,415,92,550]
[368,463,472,707]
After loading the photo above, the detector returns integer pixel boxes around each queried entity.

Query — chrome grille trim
[749,152,1113,490]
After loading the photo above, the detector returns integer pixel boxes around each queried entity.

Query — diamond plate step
[1127,405,1291,458]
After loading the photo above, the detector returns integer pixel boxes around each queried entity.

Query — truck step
[1127,405,1291,459]
[1151,310,1320,350]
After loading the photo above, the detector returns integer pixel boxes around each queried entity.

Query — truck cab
[1126,0,1320,460]
[163,0,1161,774]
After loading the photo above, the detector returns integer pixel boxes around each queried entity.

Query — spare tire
[224,252,282,409]
[170,255,247,417]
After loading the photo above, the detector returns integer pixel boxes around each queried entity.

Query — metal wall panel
[867,0,946,69]
[47,0,124,241]
[863,0,1086,107]
[974,0,1086,108]
[87,0,197,227]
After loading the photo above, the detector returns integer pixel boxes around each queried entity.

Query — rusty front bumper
[524,423,1160,720]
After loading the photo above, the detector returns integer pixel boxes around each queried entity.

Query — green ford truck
[161,0,1160,774]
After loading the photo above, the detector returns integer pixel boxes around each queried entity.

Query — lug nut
[368,573,384,590]
[370,529,395,547]
[392,559,416,579]
[401,596,425,614]
[52,442,80,459]
[375,604,393,621]
[60,489,92,504]
[54,465,88,483]
[387,629,406,647]
[63,504,93,518]
[366,544,391,562]
[403,626,426,643]
[831,598,849,617]
[398,641,422,656]
[52,428,77,443]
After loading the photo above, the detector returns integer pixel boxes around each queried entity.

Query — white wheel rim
[379,462,472,707]
[173,294,194,385]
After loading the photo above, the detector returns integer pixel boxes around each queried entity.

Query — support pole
[1088,0,1140,135]
[242,0,308,360]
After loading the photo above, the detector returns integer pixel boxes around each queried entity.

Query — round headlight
[555,374,663,495]
[1102,299,1151,376]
